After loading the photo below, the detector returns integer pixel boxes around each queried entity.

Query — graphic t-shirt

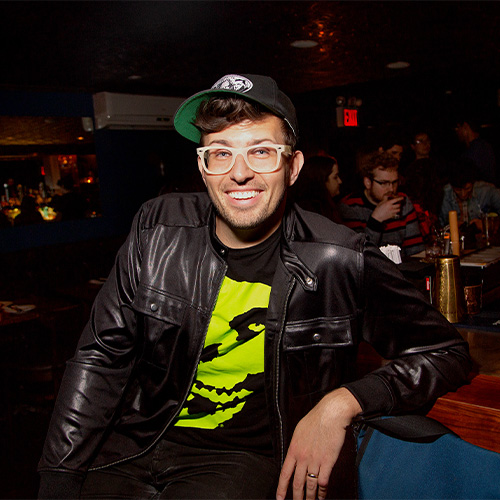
[165,228,280,456]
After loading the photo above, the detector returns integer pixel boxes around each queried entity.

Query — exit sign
[336,107,359,127]
[343,108,358,127]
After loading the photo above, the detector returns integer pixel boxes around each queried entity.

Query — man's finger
[291,463,308,500]
[305,471,319,500]
[276,457,296,500]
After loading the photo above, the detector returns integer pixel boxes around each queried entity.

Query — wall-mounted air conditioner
[93,92,186,130]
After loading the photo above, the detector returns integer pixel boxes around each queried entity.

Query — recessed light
[386,61,410,70]
[291,40,318,48]
[128,75,142,80]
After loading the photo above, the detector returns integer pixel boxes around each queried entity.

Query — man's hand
[372,196,404,222]
[276,388,362,500]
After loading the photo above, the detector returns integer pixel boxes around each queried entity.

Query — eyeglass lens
[203,146,281,173]
[374,179,399,187]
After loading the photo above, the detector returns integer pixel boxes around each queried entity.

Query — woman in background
[291,155,343,223]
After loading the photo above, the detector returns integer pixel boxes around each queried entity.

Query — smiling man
[38,74,471,500]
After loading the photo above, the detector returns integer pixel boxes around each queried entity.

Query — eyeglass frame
[196,144,292,175]
[372,178,399,188]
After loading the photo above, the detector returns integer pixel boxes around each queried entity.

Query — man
[455,115,497,184]
[410,131,431,160]
[439,158,500,228]
[38,74,471,500]
[340,152,425,257]
[378,137,404,163]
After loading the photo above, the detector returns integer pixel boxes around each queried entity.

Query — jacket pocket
[132,284,188,323]
[283,317,355,397]
[283,317,353,350]
[131,284,188,367]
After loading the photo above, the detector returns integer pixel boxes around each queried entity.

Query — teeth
[228,191,259,200]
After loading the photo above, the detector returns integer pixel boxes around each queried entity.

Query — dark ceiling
[1,1,500,99]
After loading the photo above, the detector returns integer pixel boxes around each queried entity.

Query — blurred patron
[340,152,424,257]
[400,130,446,243]
[378,132,404,163]
[411,131,432,160]
[439,158,500,229]
[291,155,343,223]
[51,175,88,221]
[455,113,497,184]
[13,195,44,226]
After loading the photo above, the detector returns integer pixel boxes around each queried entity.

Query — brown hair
[194,97,297,149]
[358,151,399,179]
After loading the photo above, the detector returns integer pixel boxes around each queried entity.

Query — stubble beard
[211,185,287,233]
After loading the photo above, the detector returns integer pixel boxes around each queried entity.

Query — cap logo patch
[211,74,253,93]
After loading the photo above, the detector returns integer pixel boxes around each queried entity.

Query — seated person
[439,158,500,229]
[340,152,424,257]
[14,195,44,226]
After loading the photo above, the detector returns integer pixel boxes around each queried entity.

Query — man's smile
[227,190,262,200]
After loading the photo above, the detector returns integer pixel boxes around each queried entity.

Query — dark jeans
[81,438,279,499]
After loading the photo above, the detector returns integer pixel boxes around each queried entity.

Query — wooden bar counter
[427,373,500,453]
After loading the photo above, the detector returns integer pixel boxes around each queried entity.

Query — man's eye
[213,150,231,159]
[250,148,271,156]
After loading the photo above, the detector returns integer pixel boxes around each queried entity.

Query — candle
[449,210,460,256]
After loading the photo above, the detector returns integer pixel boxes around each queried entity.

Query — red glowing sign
[343,109,358,127]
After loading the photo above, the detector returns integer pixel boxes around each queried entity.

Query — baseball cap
[174,73,298,143]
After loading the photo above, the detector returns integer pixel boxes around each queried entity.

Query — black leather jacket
[38,192,471,496]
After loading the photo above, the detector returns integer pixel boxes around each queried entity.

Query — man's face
[453,182,473,202]
[411,133,431,158]
[325,162,342,198]
[364,167,399,204]
[198,114,303,247]
[455,123,467,143]
[380,145,403,162]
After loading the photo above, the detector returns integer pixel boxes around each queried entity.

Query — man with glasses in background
[39,74,469,500]
[340,151,425,257]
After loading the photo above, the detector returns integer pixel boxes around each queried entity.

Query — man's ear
[363,176,372,191]
[287,150,304,187]
[197,156,208,187]
[378,146,384,154]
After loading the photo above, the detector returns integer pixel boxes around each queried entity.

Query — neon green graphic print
[175,276,271,429]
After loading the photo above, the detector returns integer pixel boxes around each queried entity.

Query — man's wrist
[322,387,362,425]
[367,215,385,231]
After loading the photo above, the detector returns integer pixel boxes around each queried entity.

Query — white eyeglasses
[197,144,292,175]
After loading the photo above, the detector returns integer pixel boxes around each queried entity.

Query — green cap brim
[174,89,285,144]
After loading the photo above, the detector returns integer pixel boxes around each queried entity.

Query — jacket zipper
[274,277,295,466]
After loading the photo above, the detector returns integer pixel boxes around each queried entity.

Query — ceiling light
[291,40,318,48]
[386,61,410,70]
[128,75,142,80]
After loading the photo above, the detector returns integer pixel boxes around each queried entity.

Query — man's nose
[230,153,254,182]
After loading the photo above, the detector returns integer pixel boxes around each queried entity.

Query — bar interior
[1,2,500,497]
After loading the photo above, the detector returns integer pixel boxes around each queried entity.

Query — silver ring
[307,472,318,479]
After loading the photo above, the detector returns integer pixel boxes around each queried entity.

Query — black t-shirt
[165,228,280,456]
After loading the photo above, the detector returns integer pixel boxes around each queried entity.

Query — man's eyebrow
[206,138,277,147]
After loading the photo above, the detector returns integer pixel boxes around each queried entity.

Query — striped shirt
[339,191,425,257]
